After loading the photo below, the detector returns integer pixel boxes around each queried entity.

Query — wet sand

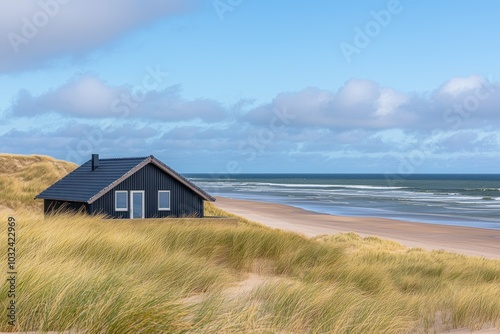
[215,197,500,260]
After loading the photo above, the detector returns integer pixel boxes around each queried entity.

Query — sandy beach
[215,197,500,260]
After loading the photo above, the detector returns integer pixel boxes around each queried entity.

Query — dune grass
[0,154,76,211]
[0,154,499,333]
[0,207,499,333]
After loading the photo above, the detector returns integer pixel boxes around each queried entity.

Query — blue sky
[1,0,500,173]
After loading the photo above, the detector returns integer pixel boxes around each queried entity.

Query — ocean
[187,174,500,230]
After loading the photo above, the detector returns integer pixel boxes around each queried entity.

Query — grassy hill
[0,154,77,212]
[0,154,499,333]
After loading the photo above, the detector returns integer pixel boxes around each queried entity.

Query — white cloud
[0,0,196,72]
[439,75,485,97]
[243,76,500,131]
[42,75,122,117]
[336,79,378,106]
[10,74,227,122]
[242,79,417,130]
[375,88,408,117]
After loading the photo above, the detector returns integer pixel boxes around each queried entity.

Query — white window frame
[158,190,171,211]
[115,191,128,211]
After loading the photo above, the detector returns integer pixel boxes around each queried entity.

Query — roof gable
[36,155,215,203]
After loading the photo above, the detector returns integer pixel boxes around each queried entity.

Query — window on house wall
[115,191,128,211]
[158,191,171,211]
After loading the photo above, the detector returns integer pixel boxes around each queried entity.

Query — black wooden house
[36,154,215,218]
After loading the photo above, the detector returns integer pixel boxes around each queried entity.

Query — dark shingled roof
[36,155,215,203]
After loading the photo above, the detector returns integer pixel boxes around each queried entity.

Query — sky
[1,0,500,174]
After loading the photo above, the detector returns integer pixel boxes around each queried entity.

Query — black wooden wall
[44,200,89,215]
[88,163,204,218]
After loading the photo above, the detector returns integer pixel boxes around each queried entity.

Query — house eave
[35,196,89,203]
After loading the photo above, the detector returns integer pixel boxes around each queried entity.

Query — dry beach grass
[1,207,499,333]
[0,154,76,211]
[0,154,499,333]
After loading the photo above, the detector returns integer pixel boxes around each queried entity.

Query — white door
[130,191,145,219]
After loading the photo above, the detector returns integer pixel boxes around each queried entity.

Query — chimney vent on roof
[92,154,99,171]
